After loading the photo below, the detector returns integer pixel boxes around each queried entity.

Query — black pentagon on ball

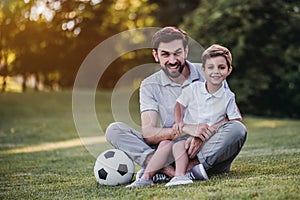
[104,151,115,159]
[98,168,108,180]
[117,164,128,176]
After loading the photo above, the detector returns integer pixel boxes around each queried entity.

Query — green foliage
[0,91,299,199]
[148,0,200,26]
[0,0,159,89]
[1,0,300,117]
[181,0,300,118]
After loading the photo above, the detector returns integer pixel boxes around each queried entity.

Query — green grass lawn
[0,91,299,200]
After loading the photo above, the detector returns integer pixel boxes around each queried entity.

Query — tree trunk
[1,76,7,92]
[34,73,39,91]
[22,74,27,92]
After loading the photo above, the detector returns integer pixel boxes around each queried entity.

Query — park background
[0,0,300,199]
[1,0,299,117]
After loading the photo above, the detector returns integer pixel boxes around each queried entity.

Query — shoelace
[153,173,168,181]
[186,171,195,180]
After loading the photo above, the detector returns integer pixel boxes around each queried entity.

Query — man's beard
[163,61,185,78]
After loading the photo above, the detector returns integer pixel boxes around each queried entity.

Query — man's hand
[198,126,216,142]
[183,124,217,159]
[185,137,203,159]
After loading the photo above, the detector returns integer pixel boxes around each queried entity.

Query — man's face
[152,39,188,78]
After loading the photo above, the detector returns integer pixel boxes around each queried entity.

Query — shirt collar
[213,82,226,98]
[182,61,201,87]
[201,81,226,98]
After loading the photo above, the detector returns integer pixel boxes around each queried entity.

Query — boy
[169,44,242,186]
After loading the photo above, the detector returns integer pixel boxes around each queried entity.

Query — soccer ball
[94,149,134,186]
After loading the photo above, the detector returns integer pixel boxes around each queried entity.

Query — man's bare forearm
[142,127,175,145]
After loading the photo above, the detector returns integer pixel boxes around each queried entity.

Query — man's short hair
[152,26,188,50]
[202,44,233,68]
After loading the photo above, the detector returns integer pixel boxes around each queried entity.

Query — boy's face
[203,56,232,86]
[152,39,188,78]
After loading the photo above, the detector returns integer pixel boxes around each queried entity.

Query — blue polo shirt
[139,61,205,128]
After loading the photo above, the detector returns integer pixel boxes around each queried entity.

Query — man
[106,27,247,183]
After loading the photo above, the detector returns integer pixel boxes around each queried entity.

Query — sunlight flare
[1,136,106,154]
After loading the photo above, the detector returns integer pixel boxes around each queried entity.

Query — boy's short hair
[202,44,232,68]
[152,26,188,50]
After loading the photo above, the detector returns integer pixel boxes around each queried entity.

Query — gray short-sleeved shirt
[139,61,205,128]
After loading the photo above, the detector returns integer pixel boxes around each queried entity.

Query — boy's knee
[158,140,173,148]
[160,140,172,145]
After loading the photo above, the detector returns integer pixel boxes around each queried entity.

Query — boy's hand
[172,122,184,137]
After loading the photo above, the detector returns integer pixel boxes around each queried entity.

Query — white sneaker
[136,168,145,180]
[126,178,153,188]
[165,175,193,187]
[186,164,209,181]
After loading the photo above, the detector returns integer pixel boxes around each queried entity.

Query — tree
[0,0,26,91]
[0,0,66,91]
[148,0,200,26]
[18,0,159,89]
[182,0,300,117]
